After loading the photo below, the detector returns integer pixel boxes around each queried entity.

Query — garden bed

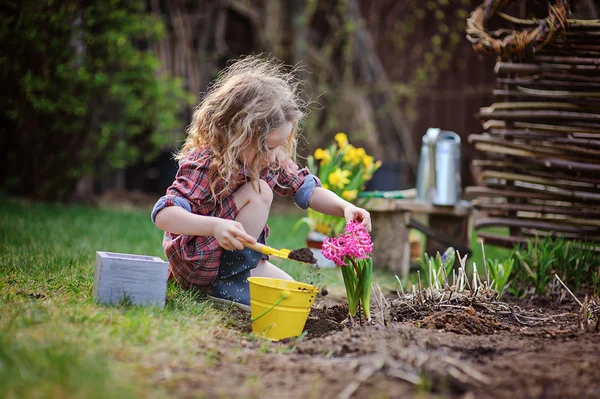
[167,295,600,399]
[2,199,598,398]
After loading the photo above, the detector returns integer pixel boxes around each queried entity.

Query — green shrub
[0,0,192,201]
[512,236,600,296]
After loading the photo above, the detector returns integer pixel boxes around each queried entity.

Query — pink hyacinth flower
[342,221,373,260]
[321,221,373,266]
[322,236,348,266]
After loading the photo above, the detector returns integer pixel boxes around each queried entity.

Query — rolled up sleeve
[151,196,192,223]
[293,174,321,209]
[151,152,215,224]
[270,158,321,209]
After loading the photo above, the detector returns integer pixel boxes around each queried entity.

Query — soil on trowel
[288,247,318,264]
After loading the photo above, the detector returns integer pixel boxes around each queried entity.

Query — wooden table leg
[425,215,471,257]
[370,210,411,277]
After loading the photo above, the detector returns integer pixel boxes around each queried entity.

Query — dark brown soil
[303,304,348,338]
[416,307,507,335]
[288,247,318,264]
[166,296,600,399]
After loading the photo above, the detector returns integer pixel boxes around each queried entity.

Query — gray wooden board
[93,251,169,308]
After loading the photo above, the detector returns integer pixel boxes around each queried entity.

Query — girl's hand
[213,219,256,251]
[343,204,372,232]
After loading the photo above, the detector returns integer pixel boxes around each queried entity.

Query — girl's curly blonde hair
[177,56,306,200]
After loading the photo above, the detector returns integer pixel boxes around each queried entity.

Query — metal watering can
[416,128,462,206]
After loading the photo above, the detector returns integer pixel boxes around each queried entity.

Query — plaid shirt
[157,147,317,291]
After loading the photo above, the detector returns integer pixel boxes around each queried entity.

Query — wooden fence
[465,1,600,247]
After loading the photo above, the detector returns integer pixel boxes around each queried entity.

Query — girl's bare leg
[232,180,294,281]
[232,180,272,239]
[251,260,294,280]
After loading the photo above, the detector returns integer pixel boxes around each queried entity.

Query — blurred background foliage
[1,0,503,202]
[0,0,192,201]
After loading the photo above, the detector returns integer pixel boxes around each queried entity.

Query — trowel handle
[238,239,267,254]
[238,239,290,260]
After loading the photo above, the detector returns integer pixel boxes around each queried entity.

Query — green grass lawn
[0,197,509,398]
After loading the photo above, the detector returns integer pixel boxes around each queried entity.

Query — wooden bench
[362,198,473,277]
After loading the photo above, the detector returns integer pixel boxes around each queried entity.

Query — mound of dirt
[416,306,506,335]
[304,304,348,338]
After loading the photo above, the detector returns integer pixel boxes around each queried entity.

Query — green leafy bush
[0,0,192,201]
[512,236,600,296]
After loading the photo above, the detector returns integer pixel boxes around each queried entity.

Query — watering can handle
[426,128,441,194]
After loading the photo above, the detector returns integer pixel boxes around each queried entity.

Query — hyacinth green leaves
[322,221,374,320]
[417,247,456,290]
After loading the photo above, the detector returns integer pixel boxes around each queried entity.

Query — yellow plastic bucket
[248,277,319,341]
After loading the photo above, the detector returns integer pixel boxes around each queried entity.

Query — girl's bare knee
[233,180,273,211]
[257,179,273,205]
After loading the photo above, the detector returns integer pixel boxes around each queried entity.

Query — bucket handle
[250,293,287,322]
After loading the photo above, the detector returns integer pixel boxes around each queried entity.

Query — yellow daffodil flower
[340,143,353,155]
[362,155,374,168]
[321,183,329,190]
[343,146,364,165]
[315,221,332,235]
[314,148,332,165]
[342,190,358,201]
[356,147,366,160]
[334,132,348,149]
[328,168,352,189]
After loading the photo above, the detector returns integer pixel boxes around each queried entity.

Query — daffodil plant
[321,221,374,320]
[303,133,381,236]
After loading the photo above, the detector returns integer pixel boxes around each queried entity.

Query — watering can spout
[416,128,462,206]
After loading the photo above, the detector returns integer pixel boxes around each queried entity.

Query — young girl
[152,56,371,311]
